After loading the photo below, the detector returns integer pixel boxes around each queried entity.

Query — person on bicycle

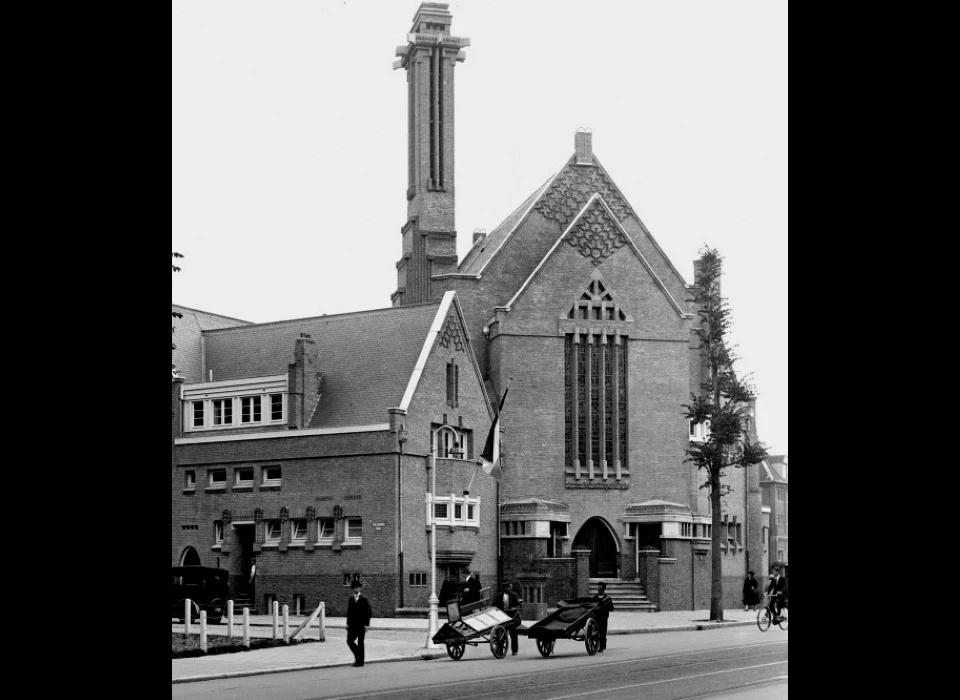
[765,565,787,622]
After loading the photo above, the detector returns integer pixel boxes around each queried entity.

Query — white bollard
[227,600,234,639]
[272,600,279,640]
[283,605,290,644]
[243,607,250,648]
[200,611,208,653]
[319,602,326,642]
[184,599,192,636]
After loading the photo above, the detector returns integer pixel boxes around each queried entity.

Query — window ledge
[341,541,363,548]
[262,543,280,549]
[233,485,254,492]
[288,542,307,548]
[183,489,196,495]
[212,544,222,550]
[260,484,281,491]
[205,487,227,493]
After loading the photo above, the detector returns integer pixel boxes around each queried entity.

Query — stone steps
[588,578,658,612]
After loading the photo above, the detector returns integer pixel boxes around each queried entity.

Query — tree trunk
[710,474,724,621]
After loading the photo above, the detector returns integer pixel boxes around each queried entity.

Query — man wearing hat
[346,579,372,667]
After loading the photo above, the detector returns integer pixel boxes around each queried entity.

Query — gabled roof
[456,153,689,292]
[202,301,442,429]
[760,458,788,483]
[457,173,556,275]
[504,194,691,318]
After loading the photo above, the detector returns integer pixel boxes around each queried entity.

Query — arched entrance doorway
[179,546,201,566]
[573,517,619,578]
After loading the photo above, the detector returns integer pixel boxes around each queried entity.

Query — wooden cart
[431,598,519,660]
[520,596,611,658]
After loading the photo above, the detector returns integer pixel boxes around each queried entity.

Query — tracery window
[564,332,627,481]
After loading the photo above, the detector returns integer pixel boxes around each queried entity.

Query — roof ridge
[202,300,442,333]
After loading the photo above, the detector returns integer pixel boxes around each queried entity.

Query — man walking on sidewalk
[346,579,372,667]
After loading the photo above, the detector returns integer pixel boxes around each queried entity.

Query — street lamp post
[424,425,462,650]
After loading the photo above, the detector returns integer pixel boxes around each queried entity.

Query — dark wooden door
[573,518,619,578]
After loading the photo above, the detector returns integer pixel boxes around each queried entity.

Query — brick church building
[172,2,764,615]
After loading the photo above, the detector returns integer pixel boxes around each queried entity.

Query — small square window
[184,471,196,490]
[434,503,448,520]
[209,470,226,487]
[263,466,281,485]
[292,519,307,541]
[235,467,254,486]
[265,520,282,542]
[318,518,335,540]
[346,518,362,540]
[270,394,283,421]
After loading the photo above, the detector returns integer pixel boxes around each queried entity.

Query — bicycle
[757,594,788,631]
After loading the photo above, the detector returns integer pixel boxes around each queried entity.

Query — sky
[172,0,787,456]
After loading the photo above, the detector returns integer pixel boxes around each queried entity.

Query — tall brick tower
[391,3,469,306]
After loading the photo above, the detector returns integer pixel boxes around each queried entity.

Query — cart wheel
[446,641,465,660]
[584,618,600,656]
[490,625,509,659]
[536,638,555,658]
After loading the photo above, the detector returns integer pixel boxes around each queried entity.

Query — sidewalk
[172,608,763,684]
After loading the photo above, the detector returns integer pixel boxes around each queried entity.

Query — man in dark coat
[461,573,482,607]
[346,579,372,666]
[743,571,760,611]
[765,565,788,622]
[592,582,615,652]
[495,582,522,656]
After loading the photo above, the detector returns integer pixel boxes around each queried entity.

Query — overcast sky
[172,0,787,456]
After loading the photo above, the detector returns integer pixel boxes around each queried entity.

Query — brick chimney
[392,3,470,306]
[287,333,322,429]
[575,127,594,166]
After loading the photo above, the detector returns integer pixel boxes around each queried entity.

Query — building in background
[760,455,788,577]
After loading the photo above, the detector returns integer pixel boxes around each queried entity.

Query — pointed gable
[504,194,689,318]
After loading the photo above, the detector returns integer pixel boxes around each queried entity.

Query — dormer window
[181,376,287,432]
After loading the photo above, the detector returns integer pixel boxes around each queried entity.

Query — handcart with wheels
[431,597,519,660]
[520,596,612,657]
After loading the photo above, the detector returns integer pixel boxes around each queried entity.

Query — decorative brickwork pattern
[564,204,628,266]
[535,165,634,230]
[438,315,465,352]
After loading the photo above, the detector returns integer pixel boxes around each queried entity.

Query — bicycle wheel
[757,607,771,631]
[777,607,788,630]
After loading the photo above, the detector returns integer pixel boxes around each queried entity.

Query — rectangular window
[434,503,448,520]
[235,467,253,486]
[291,519,307,542]
[409,572,427,587]
[270,394,283,421]
[241,396,262,423]
[564,333,629,474]
[214,521,223,544]
[265,520,282,542]
[192,401,204,428]
[736,523,743,546]
[681,522,692,537]
[346,518,362,540]
[293,594,305,616]
[777,549,784,561]
[318,518,335,541]
[454,503,462,520]
[184,470,196,490]
[208,469,226,487]
[467,504,475,520]
[212,398,233,426]
[446,361,460,407]
[263,466,281,486]
[343,573,362,586]
[777,514,784,526]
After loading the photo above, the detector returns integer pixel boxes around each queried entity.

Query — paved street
[173,625,786,699]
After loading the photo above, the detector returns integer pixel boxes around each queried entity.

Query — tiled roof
[457,173,556,274]
[172,304,251,383]
[202,302,442,429]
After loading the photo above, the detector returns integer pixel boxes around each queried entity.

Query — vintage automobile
[172,566,229,624]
